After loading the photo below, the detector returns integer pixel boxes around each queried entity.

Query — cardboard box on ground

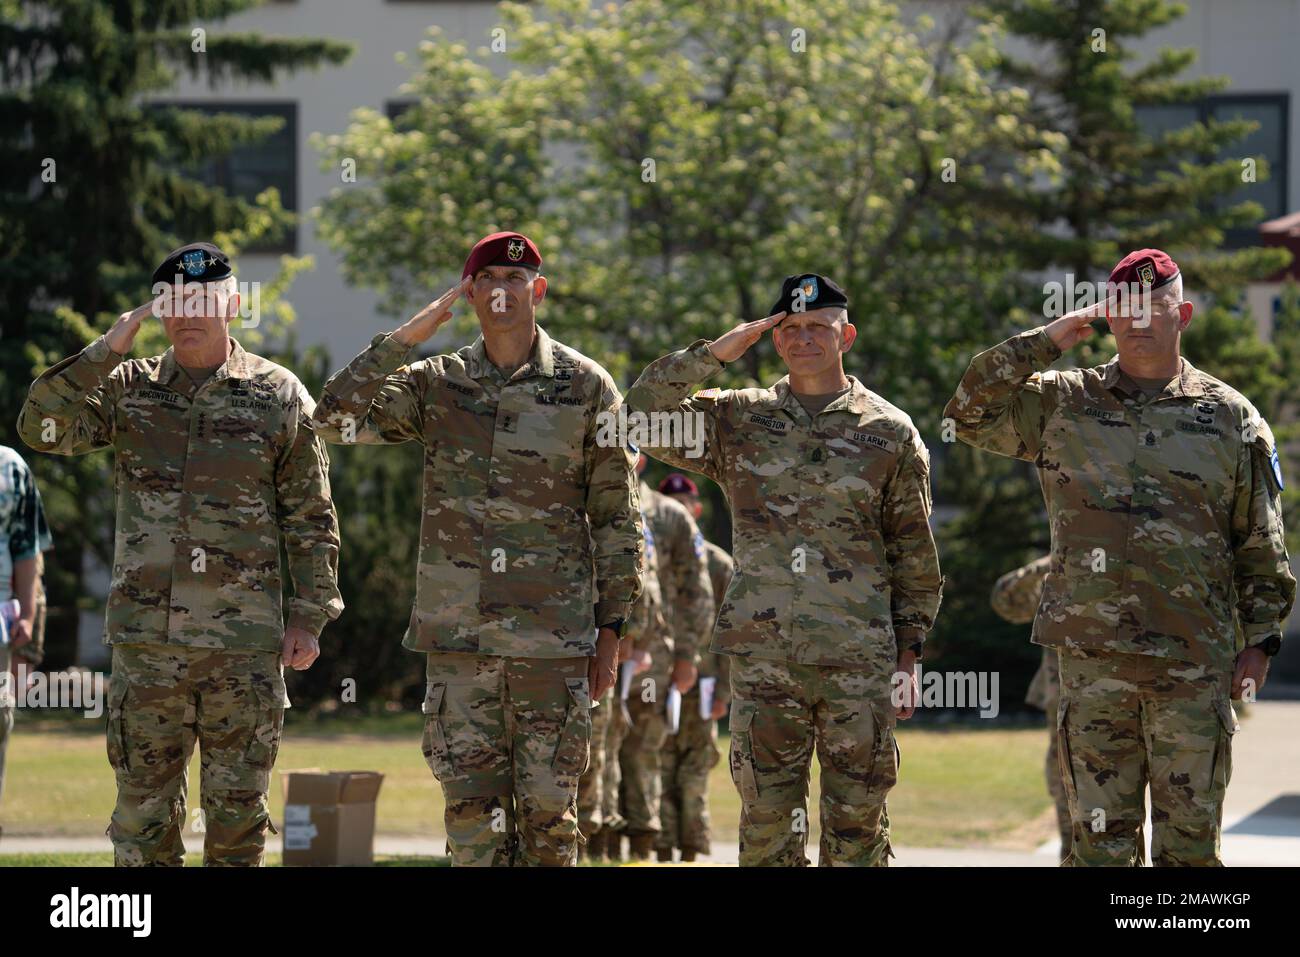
[281,769,384,866]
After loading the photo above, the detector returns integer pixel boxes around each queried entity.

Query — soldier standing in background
[0,446,54,845]
[313,232,643,866]
[579,509,665,862]
[626,274,942,866]
[613,458,713,861]
[947,249,1294,866]
[19,243,342,866]
[656,473,733,862]
[989,555,1068,860]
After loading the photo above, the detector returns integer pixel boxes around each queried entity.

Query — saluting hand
[104,299,162,356]
[707,312,786,363]
[392,276,472,347]
[1044,300,1108,353]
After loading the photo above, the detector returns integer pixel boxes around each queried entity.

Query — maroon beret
[659,474,699,497]
[462,231,542,279]
[1109,248,1179,292]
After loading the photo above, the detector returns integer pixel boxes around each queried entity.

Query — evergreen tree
[0,0,350,664]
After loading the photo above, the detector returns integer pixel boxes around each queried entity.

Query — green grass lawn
[1,709,1058,864]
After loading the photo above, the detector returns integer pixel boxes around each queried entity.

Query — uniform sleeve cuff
[367,333,414,372]
[288,608,329,639]
[894,626,926,657]
[595,600,632,626]
[13,646,43,667]
[76,336,125,383]
[1242,621,1283,646]
[1026,327,1064,365]
[690,339,725,369]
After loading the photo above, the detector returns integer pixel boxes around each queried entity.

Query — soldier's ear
[1177,300,1193,330]
[532,274,548,303]
[840,322,857,353]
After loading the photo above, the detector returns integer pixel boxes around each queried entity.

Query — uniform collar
[1101,355,1204,399]
[150,336,251,389]
[466,324,555,382]
[753,375,873,417]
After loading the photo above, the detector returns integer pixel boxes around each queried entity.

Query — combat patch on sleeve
[1248,414,1283,492]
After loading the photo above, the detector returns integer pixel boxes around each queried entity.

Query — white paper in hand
[665,685,682,735]
[698,676,717,720]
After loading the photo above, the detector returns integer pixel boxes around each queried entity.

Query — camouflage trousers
[1028,648,1071,859]
[1057,648,1237,867]
[657,686,720,855]
[577,687,615,837]
[602,693,628,834]
[107,643,288,867]
[422,652,591,867]
[729,657,897,867]
[618,690,669,837]
[1,583,44,809]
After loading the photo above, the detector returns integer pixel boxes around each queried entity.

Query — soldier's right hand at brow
[104,299,161,356]
[391,276,472,347]
[707,311,786,363]
[1045,301,1107,352]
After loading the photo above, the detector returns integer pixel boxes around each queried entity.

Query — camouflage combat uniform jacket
[946,327,1294,672]
[18,335,343,649]
[313,325,643,658]
[624,340,943,673]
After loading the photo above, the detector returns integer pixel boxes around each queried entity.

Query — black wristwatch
[1252,635,1283,657]
[599,618,628,638]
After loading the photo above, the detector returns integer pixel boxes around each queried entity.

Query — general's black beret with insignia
[769,273,849,317]
[151,242,233,288]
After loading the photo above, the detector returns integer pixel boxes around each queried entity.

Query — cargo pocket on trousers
[421,683,454,780]
[864,704,899,804]
[552,677,593,777]
[244,675,287,779]
[106,678,130,773]
[1210,697,1239,793]
[1055,698,1079,813]
[728,700,760,802]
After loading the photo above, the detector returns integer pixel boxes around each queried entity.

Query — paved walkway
[6,701,1298,866]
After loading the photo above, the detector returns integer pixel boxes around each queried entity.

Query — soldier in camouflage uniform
[313,232,643,867]
[613,464,713,860]
[578,511,664,862]
[947,249,1294,866]
[989,555,1069,859]
[19,243,343,866]
[656,473,733,862]
[0,446,54,840]
[625,274,943,866]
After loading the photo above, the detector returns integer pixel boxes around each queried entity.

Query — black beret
[769,273,848,317]
[151,242,233,289]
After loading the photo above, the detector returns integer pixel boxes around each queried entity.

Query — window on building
[156,101,299,253]
[1137,94,1288,247]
